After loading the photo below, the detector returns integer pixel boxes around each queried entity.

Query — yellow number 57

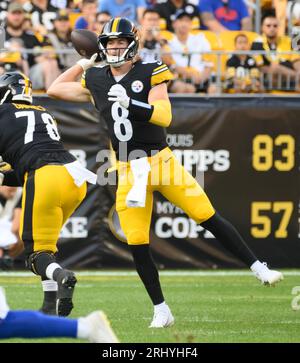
[251,202,293,238]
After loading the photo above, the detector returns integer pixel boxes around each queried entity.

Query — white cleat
[85,311,119,343]
[149,305,175,328]
[253,263,284,286]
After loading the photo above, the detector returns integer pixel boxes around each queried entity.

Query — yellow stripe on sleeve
[151,68,174,87]
[152,64,167,73]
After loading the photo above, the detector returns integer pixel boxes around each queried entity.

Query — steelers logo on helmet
[131,80,144,93]
[0,72,32,105]
[98,17,139,67]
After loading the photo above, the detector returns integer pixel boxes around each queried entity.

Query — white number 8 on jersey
[111,102,133,142]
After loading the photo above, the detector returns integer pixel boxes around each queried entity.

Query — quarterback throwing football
[48,17,283,328]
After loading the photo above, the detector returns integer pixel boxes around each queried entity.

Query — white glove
[77,53,98,71]
[107,84,130,109]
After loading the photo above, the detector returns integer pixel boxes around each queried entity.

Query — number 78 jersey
[0,103,70,180]
[82,60,174,161]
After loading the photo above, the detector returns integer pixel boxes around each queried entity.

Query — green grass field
[1,270,300,343]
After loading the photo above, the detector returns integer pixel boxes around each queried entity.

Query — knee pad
[127,230,149,245]
[26,251,56,275]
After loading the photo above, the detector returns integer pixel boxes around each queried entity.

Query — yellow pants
[20,165,87,254]
[116,147,215,245]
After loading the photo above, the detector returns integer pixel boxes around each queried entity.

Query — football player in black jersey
[0,72,97,317]
[48,17,283,328]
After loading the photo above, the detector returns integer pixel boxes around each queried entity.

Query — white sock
[154,301,167,312]
[0,287,9,319]
[41,280,58,292]
[250,260,265,272]
[45,263,62,280]
[77,317,90,339]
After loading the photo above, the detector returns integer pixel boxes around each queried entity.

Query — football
[71,29,102,61]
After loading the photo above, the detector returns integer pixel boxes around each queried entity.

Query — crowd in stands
[1,0,300,93]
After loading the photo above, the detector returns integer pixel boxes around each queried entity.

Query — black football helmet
[0,72,32,105]
[98,17,139,67]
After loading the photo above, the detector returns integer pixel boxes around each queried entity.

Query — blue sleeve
[74,17,88,29]
[239,0,249,18]
[98,0,109,12]
[0,311,77,339]
[199,0,214,13]
[135,0,147,7]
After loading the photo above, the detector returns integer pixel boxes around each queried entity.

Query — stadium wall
[35,96,300,269]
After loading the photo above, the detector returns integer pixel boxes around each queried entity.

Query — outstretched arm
[47,65,91,102]
[47,54,98,102]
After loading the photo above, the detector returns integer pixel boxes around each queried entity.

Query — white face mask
[106,52,127,67]
[101,39,136,66]
[106,55,126,68]
[0,90,11,105]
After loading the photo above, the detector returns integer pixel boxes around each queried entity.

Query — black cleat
[0,254,13,270]
[56,270,77,317]
[40,291,57,315]
[39,304,57,315]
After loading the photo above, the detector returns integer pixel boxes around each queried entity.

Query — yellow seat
[219,31,260,51]
[160,30,174,42]
[191,30,221,72]
[159,18,167,30]
[69,12,82,29]
[192,30,221,49]
[192,17,200,30]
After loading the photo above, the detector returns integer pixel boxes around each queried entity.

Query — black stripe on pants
[22,170,35,256]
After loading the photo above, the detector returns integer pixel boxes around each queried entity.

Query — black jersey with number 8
[82,60,173,161]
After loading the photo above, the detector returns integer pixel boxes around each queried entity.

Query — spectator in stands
[251,12,300,84]
[163,9,216,93]
[50,0,69,9]
[154,0,200,32]
[48,10,80,72]
[0,186,23,270]
[24,0,59,33]
[98,0,146,24]
[225,33,261,93]
[145,0,157,8]
[30,47,61,91]
[74,0,97,30]
[262,0,287,36]
[199,0,252,32]
[139,9,169,63]
[22,12,34,32]
[0,0,27,19]
[5,2,61,90]
[94,11,112,34]
[0,39,29,75]
[4,4,39,76]
[66,0,82,12]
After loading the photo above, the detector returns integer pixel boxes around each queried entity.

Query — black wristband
[128,99,154,122]
[3,170,21,187]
